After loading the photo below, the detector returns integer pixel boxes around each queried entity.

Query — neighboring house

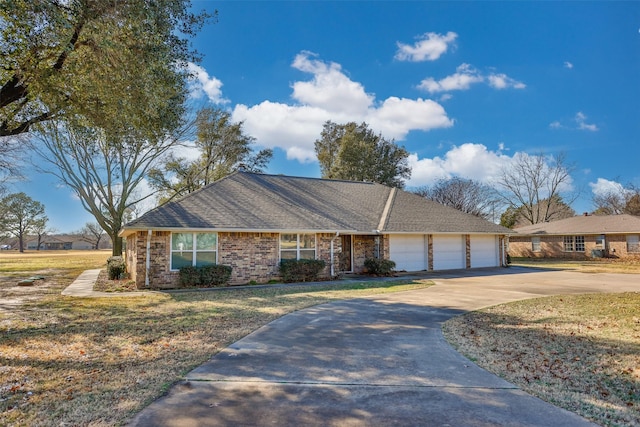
[119,172,511,289]
[24,234,113,250]
[509,214,640,259]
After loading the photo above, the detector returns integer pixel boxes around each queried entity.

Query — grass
[0,250,432,426]
[444,290,640,426]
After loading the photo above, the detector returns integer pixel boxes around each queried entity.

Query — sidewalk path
[127,267,640,427]
[61,269,151,298]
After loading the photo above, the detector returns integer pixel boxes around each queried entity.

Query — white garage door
[471,235,499,268]
[389,235,427,271]
[433,235,465,270]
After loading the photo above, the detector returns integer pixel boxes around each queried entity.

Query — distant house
[119,172,511,289]
[24,234,112,250]
[509,214,640,259]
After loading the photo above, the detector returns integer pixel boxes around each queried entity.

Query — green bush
[364,258,396,276]
[279,259,326,283]
[179,265,232,287]
[200,265,232,287]
[107,256,127,280]
[178,266,201,287]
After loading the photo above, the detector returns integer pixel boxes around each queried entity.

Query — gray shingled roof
[121,172,511,236]
[513,214,640,235]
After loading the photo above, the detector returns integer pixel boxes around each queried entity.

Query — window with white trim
[171,232,217,270]
[531,237,541,252]
[563,235,584,252]
[627,235,640,253]
[596,234,605,249]
[280,233,316,260]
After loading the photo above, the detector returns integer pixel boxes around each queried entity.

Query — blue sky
[13,1,640,233]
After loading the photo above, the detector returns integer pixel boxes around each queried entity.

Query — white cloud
[418,63,483,93]
[589,178,625,197]
[395,31,458,62]
[550,112,599,132]
[418,63,525,93]
[575,112,598,131]
[564,61,574,69]
[186,62,228,104]
[291,51,373,115]
[487,73,526,90]
[407,143,512,187]
[232,52,453,163]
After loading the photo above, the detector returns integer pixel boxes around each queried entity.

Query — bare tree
[497,152,577,225]
[414,177,499,220]
[32,122,186,256]
[592,183,640,216]
[78,222,106,250]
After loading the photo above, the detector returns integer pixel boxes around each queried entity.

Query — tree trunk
[18,234,24,253]
[112,234,123,256]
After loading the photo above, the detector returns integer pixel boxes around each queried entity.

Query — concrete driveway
[128,267,640,426]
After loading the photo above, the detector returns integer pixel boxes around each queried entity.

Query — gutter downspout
[145,230,152,288]
[330,232,340,277]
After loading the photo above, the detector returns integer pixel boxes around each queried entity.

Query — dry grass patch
[0,277,432,426]
[512,257,640,274]
[443,292,640,427]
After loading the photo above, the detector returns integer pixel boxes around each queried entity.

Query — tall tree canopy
[314,121,411,188]
[414,177,499,220]
[0,192,48,252]
[148,107,273,202]
[497,152,576,225]
[0,0,211,138]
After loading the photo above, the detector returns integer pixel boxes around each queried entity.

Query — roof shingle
[121,172,511,235]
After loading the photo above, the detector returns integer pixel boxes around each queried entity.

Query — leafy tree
[592,183,640,216]
[148,107,272,202]
[414,177,499,220]
[0,192,48,252]
[32,122,184,256]
[314,121,411,188]
[78,221,107,250]
[497,152,577,225]
[0,0,211,138]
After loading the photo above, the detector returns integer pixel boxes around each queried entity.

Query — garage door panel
[471,235,498,268]
[433,235,465,270]
[389,235,427,272]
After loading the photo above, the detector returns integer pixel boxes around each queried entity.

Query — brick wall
[219,232,279,284]
[509,234,640,260]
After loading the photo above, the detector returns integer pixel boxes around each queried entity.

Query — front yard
[1,252,639,426]
[0,251,431,426]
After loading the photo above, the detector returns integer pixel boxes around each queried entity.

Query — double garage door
[389,234,499,272]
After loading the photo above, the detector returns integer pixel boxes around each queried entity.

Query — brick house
[119,172,511,289]
[509,214,640,259]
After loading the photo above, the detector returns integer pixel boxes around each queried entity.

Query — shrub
[364,258,396,276]
[107,256,127,280]
[279,259,326,283]
[179,265,232,288]
[199,265,232,287]
[179,266,201,287]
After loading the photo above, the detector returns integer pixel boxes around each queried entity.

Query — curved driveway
[129,267,640,426]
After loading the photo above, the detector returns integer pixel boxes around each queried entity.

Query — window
[627,235,640,253]
[171,232,217,270]
[531,237,541,252]
[563,235,585,252]
[280,233,316,260]
[596,234,605,249]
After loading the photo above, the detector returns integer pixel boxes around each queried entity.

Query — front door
[340,235,352,272]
